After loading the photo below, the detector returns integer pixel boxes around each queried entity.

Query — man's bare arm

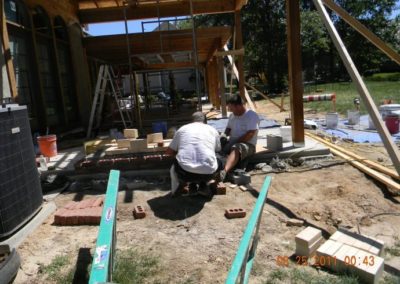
[238,130,257,143]
[166,147,177,157]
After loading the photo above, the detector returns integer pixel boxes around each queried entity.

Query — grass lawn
[300,80,400,115]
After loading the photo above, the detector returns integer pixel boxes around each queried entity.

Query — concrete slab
[251,129,330,163]
[0,202,57,249]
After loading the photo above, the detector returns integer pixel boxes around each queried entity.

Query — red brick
[225,208,246,219]
[64,201,79,210]
[133,205,146,219]
[54,209,68,225]
[76,198,97,209]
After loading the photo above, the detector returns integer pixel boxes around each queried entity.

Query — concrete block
[105,146,130,155]
[117,139,132,149]
[225,208,246,219]
[130,139,148,153]
[334,229,384,256]
[295,227,322,247]
[296,236,323,257]
[354,250,384,284]
[330,231,345,242]
[147,132,163,143]
[124,128,138,139]
[333,244,360,272]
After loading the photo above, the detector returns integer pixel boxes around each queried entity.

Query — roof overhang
[78,0,248,24]
[83,26,232,71]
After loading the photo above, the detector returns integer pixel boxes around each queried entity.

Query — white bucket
[280,126,292,143]
[379,104,400,120]
[326,112,339,129]
[347,110,360,125]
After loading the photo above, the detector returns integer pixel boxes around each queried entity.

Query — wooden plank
[314,0,400,176]
[223,45,256,111]
[306,132,400,180]
[79,0,238,23]
[234,11,245,102]
[215,48,244,57]
[286,0,305,146]
[322,0,400,66]
[218,56,227,118]
[1,1,17,99]
[245,83,287,111]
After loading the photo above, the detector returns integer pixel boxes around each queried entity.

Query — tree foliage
[196,0,400,92]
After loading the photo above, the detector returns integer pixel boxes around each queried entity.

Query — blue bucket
[152,121,167,137]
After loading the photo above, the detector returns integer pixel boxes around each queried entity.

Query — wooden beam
[322,0,400,66]
[314,0,400,176]
[286,0,305,146]
[218,56,227,118]
[1,1,17,99]
[306,132,400,180]
[234,11,245,101]
[79,0,237,23]
[245,83,286,111]
[206,38,221,65]
[215,48,244,57]
[143,61,194,70]
[209,58,220,109]
[223,45,256,111]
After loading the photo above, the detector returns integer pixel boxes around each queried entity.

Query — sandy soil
[13,100,400,283]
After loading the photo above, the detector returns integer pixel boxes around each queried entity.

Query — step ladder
[86,65,133,139]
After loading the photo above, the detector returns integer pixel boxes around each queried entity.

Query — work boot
[197,182,212,197]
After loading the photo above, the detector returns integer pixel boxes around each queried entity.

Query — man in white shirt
[166,112,222,197]
[219,94,260,181]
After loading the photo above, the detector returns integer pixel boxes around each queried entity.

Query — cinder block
[225,208,246,219]
[316,240,343,269]
[333,244,360,272]
[147,133,163,143]
[117,139,132,149]
[354,250,384,284]
[296,237,324,257]
[330,231,345,242]
[130,139,148,153]
[295,227,322,247]
[333,229,384,256]
[133,205,146,219]
[124,128,138,139]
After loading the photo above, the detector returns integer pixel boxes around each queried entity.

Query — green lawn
[301,80,400,115]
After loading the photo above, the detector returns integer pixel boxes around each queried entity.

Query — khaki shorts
[231,142,255,161]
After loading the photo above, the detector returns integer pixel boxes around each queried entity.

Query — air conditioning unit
[0,104,42,238]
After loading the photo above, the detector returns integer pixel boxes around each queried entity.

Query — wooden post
[314,0,400,175]
[234,11,245,101]
[218,56,227,118]
[209,58,220,110]
[286,0,305,146]
[1,0,17,100]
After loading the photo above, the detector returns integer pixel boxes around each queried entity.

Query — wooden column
[218,56,227,117]
[286,0,305,146]
[1,0,17,100]
[208,58,220,110]
[234,11,245,100]
[205,65,214,107]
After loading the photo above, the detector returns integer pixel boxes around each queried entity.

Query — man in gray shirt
[219,94,260,181]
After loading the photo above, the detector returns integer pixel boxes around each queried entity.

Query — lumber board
[306,133,400,193]
[245,83,287,111]
[306,132,400,180]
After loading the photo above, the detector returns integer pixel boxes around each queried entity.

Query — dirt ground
[13,100,400,283]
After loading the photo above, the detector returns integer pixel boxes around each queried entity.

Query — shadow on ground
[147,193,212,221]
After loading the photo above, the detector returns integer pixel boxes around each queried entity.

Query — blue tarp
[323,115,400,143]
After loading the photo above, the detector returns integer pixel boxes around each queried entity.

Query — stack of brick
[315,229,385,283]
[295,226,324,257]
[54,197,104,226]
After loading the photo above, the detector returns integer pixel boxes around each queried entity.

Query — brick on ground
[316,239,343,270]
[333,244,384,284]
[329,230,384,256]
[295,227,323,257]
[54,197,103,226]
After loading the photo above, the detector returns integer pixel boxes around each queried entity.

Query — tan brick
[296,236,324,257]
[130,139,148,153]
[124,128,138,138]
[316,240,343,270]
[354,250,384,284]
[147,132,163,143]
[295,227,322,247]
[117,139,132,149]
[333,244,360,272]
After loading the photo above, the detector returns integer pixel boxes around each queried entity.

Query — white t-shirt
[227,109,260,145]
[168,122,221,174]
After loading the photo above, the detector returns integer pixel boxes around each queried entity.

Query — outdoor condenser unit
[0,104,42,238]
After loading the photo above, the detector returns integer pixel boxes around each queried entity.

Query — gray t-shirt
[227,109,260,145]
